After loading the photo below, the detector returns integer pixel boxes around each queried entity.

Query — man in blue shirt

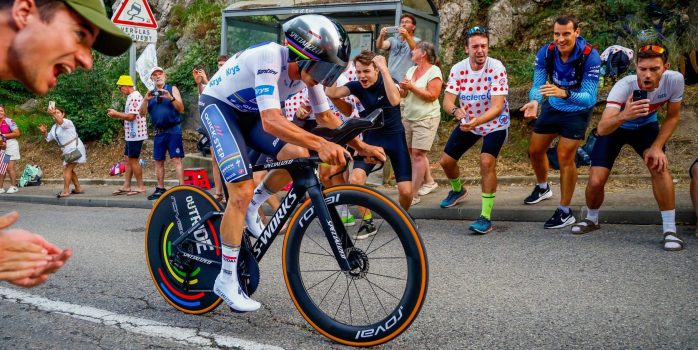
[519,14,601,229]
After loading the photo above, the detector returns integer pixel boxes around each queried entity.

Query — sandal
[662,232,685,251]
[112,189,130,196]
[571,219,600,235]
[71,189,85,194]
[56,192,71,198]
[126,190,145,196]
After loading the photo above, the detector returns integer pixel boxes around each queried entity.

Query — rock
[487,0,513,47]
[439,0,476,65]
[16,99,40,113]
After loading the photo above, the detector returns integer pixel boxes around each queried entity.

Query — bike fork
[307,185,352,271]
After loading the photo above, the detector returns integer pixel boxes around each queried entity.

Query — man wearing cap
[108,75,147,195]
[139,66,185,200]
[0,0,131,287]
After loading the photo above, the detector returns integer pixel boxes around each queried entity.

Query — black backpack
[545,41,593,90]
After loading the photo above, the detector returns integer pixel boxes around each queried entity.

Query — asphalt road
[1,203,697,349]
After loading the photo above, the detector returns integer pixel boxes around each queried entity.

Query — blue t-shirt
[345,76,403,134]
[148,84,182,134]
[529,36,601,112]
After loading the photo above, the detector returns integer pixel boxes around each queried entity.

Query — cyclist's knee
[277,144,308,160]
[225,180,255,210]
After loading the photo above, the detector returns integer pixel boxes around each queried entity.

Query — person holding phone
[375,13,420,82]
[573,43,686,251]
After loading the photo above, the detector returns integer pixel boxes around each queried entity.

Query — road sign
[116,25,157,43]
[112,0,158,29]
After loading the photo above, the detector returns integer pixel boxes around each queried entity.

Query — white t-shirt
[124,91,147,141]
[445,57,510,136]
[606,70,684,129]
[202,42,330,115]
[46,119,86,164]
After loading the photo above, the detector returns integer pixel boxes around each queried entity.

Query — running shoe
[469,216,493,234]
[439,188,467,208]
[544,208,576,229]
[524,184,552,205]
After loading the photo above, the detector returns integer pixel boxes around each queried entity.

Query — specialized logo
[255,85,275,96]
[263,159,293,169]
[257,69,278,75]
[288,31,323,55]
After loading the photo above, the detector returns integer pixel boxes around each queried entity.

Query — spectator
[0,104,20,194]
[376,13,420,82]
[519,14,601,229]
[0,0,131,286]
[326,51,409,239]
[39,106,86,198]
[574,43,685,252]
[107,75,147,195]
[193,55,228,202]
[438,26,511,234]
[399,41,442,206]
[140,67,185,200]
[691,159,698,237]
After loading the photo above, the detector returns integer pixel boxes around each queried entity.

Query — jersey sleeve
[125,93,143,115]
[528,45,548,103]
[490,60,508,96]
[669,73,684,103]
[605,77,632,109]
[6,118,18,131]
[444,64,461,95]
[253,46,284,112]
[567,50,600,107]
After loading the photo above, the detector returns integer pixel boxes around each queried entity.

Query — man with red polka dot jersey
[438,26,510,234]
[519,15,601,230]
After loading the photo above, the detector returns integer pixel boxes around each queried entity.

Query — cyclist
[199,14,385,312]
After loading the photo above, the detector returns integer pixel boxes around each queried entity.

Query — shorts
[589,122,659,169]
[533,100,593,140]
[247,149,276,167]
[354,130,412,183]
[4,139,20,160]
[199,94,286,183]
[691,158,698,178]
[403,117,440,151]
[124,140,144,159]
[443,127,508,159]
[153,133,184,161]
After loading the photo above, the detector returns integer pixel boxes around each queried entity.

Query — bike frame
[169,157,356,272]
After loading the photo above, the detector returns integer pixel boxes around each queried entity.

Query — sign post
[111,0,159,85]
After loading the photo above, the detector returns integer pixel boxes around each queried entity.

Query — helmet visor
[300,61,346,86]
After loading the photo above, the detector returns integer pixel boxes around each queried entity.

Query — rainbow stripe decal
[286,38,320,61]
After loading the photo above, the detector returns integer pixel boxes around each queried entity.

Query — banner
[136,43,157,90]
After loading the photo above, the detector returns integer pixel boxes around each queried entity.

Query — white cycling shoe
[245,209,264,239]
[213,274,261,312]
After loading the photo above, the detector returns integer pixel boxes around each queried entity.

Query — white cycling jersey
[202,42,330,115]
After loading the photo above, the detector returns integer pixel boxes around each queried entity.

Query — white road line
[0,287,284,350]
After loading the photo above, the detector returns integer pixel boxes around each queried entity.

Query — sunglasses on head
[640,44,666,55]
[466,26,487,36]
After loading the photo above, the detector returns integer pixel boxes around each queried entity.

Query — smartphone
[48,100,55,111]
[385,26,400,34]
[632,89,648,102]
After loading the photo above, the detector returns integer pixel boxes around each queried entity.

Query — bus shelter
[221,0,440,57]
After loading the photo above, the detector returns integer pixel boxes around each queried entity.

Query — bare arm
[597,94,650,136]
[171,86,185,113]
[2,127,20,139]
[106,110,137,121]
[404,77,442,103]
[375,27,391,50]
[325,85,351,99]
[373,56,401,106]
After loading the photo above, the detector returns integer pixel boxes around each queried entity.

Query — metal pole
[129,43,137,87]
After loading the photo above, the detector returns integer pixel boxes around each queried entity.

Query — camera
[151,89,163,102]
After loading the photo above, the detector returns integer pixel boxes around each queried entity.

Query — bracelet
[450,106,458,116]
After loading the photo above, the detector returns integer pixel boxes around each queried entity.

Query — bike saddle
[311,108,384,146]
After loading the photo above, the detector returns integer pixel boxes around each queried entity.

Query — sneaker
[147,187,166,200]
[0,188,5,194]
[213,274,261,312]
[544,208,576,229]
[439,188,467,208]
[355,219,378,240]
[5,186,17,194]
[245,209,265,239]
[469,216,493,234]
[411,196,421,206]
[341,214,356,227]
[524,184,553,205]
[418,182,438,196]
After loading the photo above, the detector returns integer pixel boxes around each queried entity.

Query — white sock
[339,204,349,217]
[586,208,599,224]
[559,205,570,214]
[661,210,676,234]
[249,183,273,213]
[220,243,240,283]
[537,182,548,190]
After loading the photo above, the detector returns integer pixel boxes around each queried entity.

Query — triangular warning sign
[112,0,158,29]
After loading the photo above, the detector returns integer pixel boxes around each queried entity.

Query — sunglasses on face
[466,26,487,36]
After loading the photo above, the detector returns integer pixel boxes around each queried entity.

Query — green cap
[63,0,133,56]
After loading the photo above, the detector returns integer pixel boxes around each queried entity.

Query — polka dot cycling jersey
[445,57,510,136]
[284,70,364,122]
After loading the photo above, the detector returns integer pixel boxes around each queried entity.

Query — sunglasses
[640,44,666,55]
[466,26,487,36]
